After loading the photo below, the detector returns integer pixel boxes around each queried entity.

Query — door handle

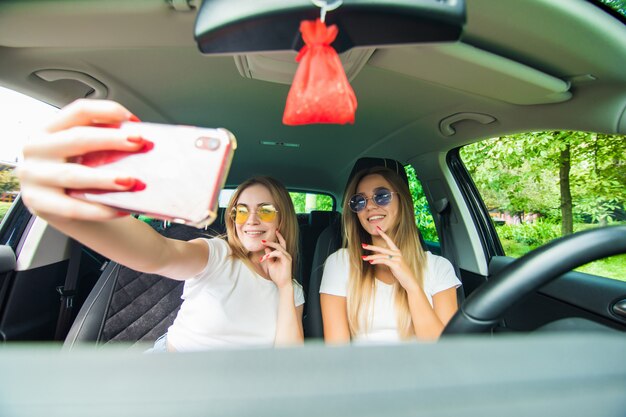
[612,299,626,319]
[34,70,108,99]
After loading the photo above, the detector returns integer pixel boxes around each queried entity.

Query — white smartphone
[70,121,237,228]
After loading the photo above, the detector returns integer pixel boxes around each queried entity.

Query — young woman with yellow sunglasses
[17,100,304,351]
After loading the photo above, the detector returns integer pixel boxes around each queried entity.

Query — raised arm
[364,228,458,340]
[263,231,304,346]
[17,99,209,280]
[48,216,209,280]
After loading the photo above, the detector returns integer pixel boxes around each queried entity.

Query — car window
[461,131,626,281]
[218,188,334,214]
[404,165,439,243]
[288,192,334,213]
[0,86,57,224]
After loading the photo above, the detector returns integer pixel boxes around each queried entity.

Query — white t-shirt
[166,238,305,351]
[319,248,461,343]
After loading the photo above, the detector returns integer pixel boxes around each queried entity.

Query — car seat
[299,210,340,306]
[63,210,226,349]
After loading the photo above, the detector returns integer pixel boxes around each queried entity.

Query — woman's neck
[248,251,270,279]
[370,235,395,284]
[371,235,386,247]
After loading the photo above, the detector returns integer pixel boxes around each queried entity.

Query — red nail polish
[259,256,265,262]
[361,243,367,248]
[141,139,155,152]
[92,122,121,129]
[127,136,143,144]
[261,240,266,243]
[376,226,382,231]
[368,260,374,264]
[129,114,141,122]
[127,137,154,152]
[361,255,367,259]
[130,179,147,192]
[116,211,129,217]
[114,177,136,188]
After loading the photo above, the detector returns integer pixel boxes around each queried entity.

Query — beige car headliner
[0,0,624,197]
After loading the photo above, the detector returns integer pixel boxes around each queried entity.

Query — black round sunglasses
[348,188,396,212]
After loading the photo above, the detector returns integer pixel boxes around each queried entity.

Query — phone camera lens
[196,137,220,151]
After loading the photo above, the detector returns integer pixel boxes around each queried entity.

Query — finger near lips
[374,226,400,250]
[18,161,137,191]
[45,99,135,133]
[25,126,146,159]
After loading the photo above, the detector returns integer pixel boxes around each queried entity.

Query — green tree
[461,131,626,235]
[571,133,626,225]
[315,194,333,211]
[288,192,333,213]
[289,192,305,213]
[405,165,438,242]
[598,0,626,15]
[0,169,19,193]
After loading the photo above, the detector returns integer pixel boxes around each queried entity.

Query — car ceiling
[0,0,625,198]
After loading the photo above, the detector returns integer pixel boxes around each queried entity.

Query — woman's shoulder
[424,251,452,268]
[325,248,351,270]
[320,248,349,295]
[328,248,349,262]
[185,237,232,280]
[423,251,461,291]
[197,236,230,253]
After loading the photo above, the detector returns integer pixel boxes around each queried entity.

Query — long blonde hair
[343,167,427,339]
[224,176,299,276]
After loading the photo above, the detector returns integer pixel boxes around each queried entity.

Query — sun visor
[369,43,572,105]
[194,0,466,54]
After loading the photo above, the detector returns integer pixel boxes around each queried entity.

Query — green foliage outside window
[404,165,439,243]
[0,202,11,221]
[461,131,625,281]
[0,169,19,223]
[597,0,626,16]
[0,170,18,193]
[289,192,334,214]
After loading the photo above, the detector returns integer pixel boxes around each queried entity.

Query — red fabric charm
[283,19,357,125]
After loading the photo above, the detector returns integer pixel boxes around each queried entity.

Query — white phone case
[71,122,236,228]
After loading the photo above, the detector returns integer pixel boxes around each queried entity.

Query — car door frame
[445,147,626,333]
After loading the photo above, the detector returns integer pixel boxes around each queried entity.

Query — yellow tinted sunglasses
[231,204,279,225]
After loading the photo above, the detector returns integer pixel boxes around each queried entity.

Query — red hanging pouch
[283,19,357,125]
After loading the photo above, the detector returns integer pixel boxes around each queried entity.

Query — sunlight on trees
[461,131,625,280]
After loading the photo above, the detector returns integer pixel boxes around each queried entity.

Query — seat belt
[433,198,465,305]
[55,239,82,341]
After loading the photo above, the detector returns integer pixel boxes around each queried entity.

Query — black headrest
[216,206,226,224]
[346,157,408,191]
[297,213,310,226]
[308,210,336,227]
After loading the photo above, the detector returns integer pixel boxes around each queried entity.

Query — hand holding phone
[70,122,236,228]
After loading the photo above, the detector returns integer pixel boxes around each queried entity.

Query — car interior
[0,0,625,415]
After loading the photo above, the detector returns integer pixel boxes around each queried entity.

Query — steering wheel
[442,225,626,335]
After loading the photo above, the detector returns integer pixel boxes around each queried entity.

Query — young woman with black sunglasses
[320,166,460,343]
[18,99,304,351]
